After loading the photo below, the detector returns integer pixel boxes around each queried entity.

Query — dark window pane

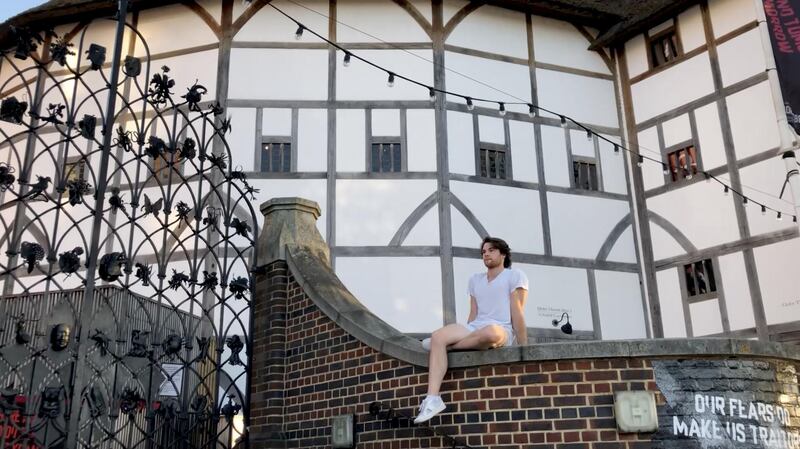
[651,30,679,68]
[684,263,696,296]
[272,143,282,172]
[480,149,488,177]
[588,164,598,190]
[488,150,497,178]
[261,143,272,172]
[282,144,291,172]
[497,151,506,179]
[704,259,717,293]
[371,144,380,172]
[381,144,391,172]
[392,143,401,172]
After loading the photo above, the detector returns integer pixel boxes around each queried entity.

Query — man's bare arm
[510,287,528,345]
[467,296,477,323]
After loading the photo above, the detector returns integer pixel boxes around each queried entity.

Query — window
[573,159,599,191]
[683,259,717,298]
[479,146,507,179]
[64,158,85,184]
[667,145,698,183]
[370,142,402,173]
[261,141,291,173]
[649,28,680,68]
[153,153,182,182]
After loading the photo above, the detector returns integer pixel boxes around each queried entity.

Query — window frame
[663,140,703,184]
[477,142,510,180]
[646,25,683,70]
[260,138,294,173]
[571,156,600,192]
[680,258,719,303]
[368,138,405,173]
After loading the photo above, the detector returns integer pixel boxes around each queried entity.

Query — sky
[0,0,48,23]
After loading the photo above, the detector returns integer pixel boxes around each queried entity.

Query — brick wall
[249,260,800,449]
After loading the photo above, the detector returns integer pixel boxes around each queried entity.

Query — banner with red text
[764,0,800,133]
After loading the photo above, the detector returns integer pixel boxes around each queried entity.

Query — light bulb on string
[778,211,783,221]
[343,52,351,67]
[560,115,567,128]
[498,102,506,116]
[613,144,620,155]
[761,205,767,216]
[528,104,536,118]
[724,185,729,196]
[637,154,643,167]
[743,197,748,207]
[387,72,395,87]
[295,24,305,40]
[586,128,592,141]
[428,88,436,103]
[704,172,711,183]
[466,97,474,111]
[662,163,669,175]
[794,215,798,223]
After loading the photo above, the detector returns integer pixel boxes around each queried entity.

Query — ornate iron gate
[0,2,258,448]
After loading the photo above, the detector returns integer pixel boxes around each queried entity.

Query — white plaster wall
[647,181,740,250]
[372,109,400,136]
[540,125,569,187]
[336,257,443,333]
[624,35,649,79]
[690,299,724,336]
[598,136,628,195]
[406,109,437,172]
[234,0,330,42]
[196,0,222,23]
[408,0,433,24]
[531,16,610,75]
[447,111,475,176]
[727,82,780,159]
[606,226,637,264]
[402,207,439,246]
[478,115,504,145]
[650,221,687,261]
[226,108,257,172]
[229,49,328,100]
[536,69,618,128]
[336,179,436,245]
[548,194,630,260]
[336,109,366,172]
[297,109,328,172]
[569,129,594,158]
[135,4,218,56]
[450,205,482,249]
[447,5,528,59]
[638,126,665,191]
[693,102,728,171]
[717,29,767,87]
[521,263,593,332]
[656,267,687,337]
[250,178,327,239]
[662,114,692,147]
[718,251,755,331]
[450,181,543,254]
[509,120,537,183]
[262,108,292,136]
[595,270,647,339]
[678,5,707,53]
[445,52,531,112]
[755,237,800,325]
[709,0,758,38]
[337,50,433,101]
[739,158,798,236]
[631,53,715,123]
[453,256,485,323]
[337,0,431,43]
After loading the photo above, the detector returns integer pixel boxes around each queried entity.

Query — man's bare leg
[427,324,507,395]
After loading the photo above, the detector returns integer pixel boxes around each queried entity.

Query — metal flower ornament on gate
[0,5,258,449]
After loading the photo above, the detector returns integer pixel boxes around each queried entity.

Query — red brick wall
[250,261,658,449]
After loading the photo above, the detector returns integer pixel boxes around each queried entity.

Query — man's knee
[480,326,506,346]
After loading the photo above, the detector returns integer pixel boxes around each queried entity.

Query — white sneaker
[421,338,431,351]
[413,395,446,424]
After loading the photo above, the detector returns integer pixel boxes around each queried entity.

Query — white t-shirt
[467,268,529,331]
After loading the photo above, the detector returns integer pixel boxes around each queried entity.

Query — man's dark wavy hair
[481,236,512,268]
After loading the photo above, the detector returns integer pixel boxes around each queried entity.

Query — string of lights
[268,2,799,223]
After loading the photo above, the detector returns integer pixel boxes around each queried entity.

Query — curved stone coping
[286,245,800,368]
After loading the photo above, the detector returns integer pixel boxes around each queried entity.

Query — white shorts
[462,322,515,347]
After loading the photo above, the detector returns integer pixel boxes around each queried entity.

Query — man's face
[481,243,504,269]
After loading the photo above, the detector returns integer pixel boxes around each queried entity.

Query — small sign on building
[331,414,354,448]
[158,363,184,397]
[614,391,658,433]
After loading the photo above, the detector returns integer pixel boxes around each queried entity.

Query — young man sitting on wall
[415,236,529,424]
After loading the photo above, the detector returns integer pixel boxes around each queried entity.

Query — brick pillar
[250,197,328,449]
